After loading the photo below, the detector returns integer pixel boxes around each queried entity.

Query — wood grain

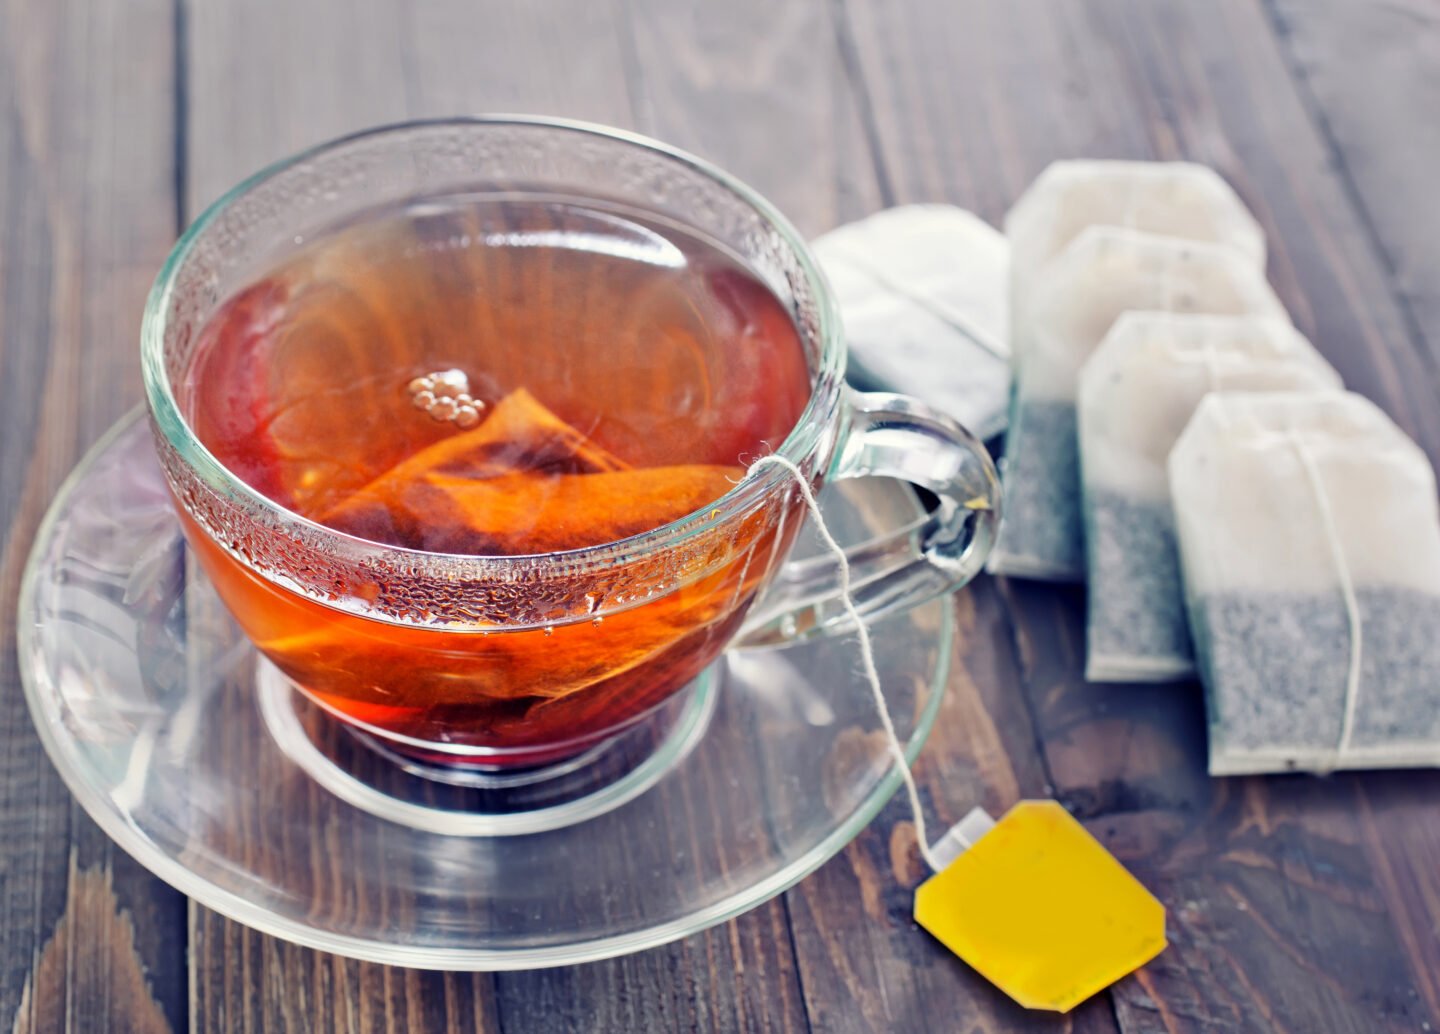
[184,0,641,215]
[622,0,885,237]
[12,859,173,1034]
[0,0,186,1030]
[187,906,501,1034]
[1265,0,1440,370]
[846,0,1440,1030]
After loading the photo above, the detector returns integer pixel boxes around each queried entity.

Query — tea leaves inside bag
[1006,160,1265,374]
[990,228,1289,581]
[1169,391,1440,774]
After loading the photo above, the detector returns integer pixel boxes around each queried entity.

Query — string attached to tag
[747,453,945,872]
[747,453,1168,1012]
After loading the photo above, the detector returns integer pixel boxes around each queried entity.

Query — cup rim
[141,115,844,575]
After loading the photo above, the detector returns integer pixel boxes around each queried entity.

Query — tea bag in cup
[326,389,743,555]
[989,228,1290,580]
[1077,313,1341,682]
[1169,391,1440,774]
[1007,161,1266,373]
[813,205,1012,440]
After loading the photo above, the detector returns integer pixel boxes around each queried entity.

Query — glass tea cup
[141,117,1000,771]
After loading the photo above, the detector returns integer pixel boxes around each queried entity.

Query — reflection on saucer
[20,411,952,969]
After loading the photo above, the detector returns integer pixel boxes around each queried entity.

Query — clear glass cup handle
[737,388,1001,648]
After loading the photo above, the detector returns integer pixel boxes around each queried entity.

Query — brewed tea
[179,194,812,762]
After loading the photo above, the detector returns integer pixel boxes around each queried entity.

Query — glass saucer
[18,412,952,970]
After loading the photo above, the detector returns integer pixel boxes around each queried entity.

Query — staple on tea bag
[1006,160,1265,373]
[1077,313,1341,683]
[988,227,1290,581]
[1169,391,1440,774]
[813,205,1012,440]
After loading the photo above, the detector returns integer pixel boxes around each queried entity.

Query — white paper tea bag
[1007,160,1265,371]
[1077,313,1341,682]
[814,206,1012,440]
[989,227,1289,580]
[1169,391,1440,774]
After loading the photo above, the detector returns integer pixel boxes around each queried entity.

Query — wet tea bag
[1169,391,1440,774]
[813,205,1012,439]
[1007,160,1265,372]
[325,389,742,554]
[988,228,1289,580]
[1077,313,1341,682]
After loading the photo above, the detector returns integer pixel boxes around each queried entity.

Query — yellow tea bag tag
[914,800,1167,1012]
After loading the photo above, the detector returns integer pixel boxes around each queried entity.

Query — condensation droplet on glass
[543,625,555,637]
[591,616,604,627]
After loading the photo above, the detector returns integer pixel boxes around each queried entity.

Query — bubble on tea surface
[432,369,470,396]
[454,405,481,428]
[430,397,458,422]
[408,368,486,426]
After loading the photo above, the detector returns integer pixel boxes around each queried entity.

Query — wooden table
[3,1,1439,1030]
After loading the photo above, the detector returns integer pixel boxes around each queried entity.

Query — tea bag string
[1285,429,1363,760]
[748,454,945,874]
[834,259,1007,362]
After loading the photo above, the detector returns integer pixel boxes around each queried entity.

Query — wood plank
[187,908,502,1034]
[0,0,187,1030]
[846,0,1440,1030]
[1265,0,1440,368]
[622,0,885,236]
[185,0,643,215]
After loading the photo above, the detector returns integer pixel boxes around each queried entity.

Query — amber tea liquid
[179,194,812,764]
